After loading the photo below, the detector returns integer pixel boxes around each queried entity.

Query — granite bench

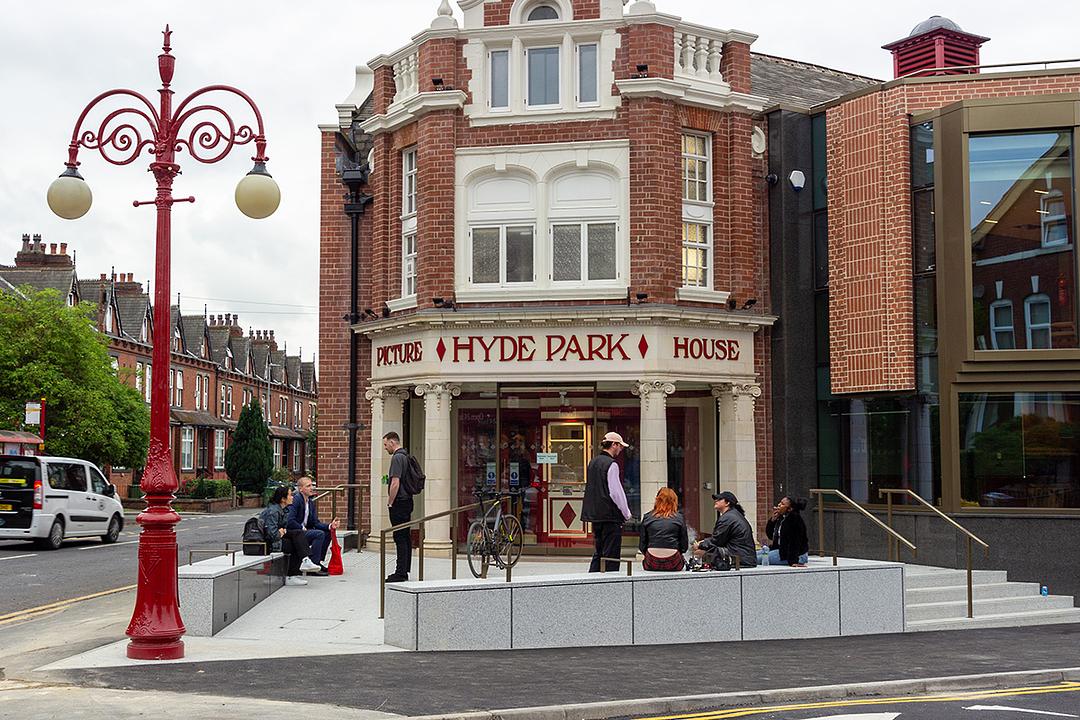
[177,552,287,636]
[384,559,905,651]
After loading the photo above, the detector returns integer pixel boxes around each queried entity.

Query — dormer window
[526,5,558,21]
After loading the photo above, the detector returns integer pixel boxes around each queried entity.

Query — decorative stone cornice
[616,77,767,113]
[354,305,777,337]
[359,90,468,135]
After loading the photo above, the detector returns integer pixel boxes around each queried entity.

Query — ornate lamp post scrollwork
[47,26,281,660]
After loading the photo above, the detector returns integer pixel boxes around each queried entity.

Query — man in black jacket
[582,432,632,572]
[693,490,757,569]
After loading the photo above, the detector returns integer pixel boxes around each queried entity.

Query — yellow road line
[636,681,1080,720]
[0,584,136,624]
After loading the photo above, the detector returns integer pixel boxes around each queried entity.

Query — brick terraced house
[318,0,875,552]
[1,235,318,498]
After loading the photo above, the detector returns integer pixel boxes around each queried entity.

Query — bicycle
[466,489,524,578]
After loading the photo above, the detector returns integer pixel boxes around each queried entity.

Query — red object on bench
[327,529,344,576]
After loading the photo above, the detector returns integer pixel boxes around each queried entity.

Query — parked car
[0,455,124,549]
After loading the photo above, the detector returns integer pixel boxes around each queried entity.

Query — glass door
[542,421,590,539]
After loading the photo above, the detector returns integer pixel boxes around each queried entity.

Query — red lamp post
[47,26,280,660]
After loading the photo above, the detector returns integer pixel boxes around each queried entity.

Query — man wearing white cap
[582,431,633,572]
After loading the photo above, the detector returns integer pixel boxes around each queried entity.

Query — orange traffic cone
[327,528,344,575]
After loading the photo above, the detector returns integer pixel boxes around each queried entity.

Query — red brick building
[318,0,877,551]
[1,235,318,498]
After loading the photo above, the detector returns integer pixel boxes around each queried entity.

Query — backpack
[398,449,426,496]
[242,515,268,556]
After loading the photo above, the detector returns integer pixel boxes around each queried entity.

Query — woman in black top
[638,488,688,571]
[759,495,809,566]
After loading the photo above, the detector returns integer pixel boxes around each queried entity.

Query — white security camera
[789,170,806,191]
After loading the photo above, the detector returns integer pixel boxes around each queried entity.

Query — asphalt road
[660,682,1080,719]
[0,510,250,613]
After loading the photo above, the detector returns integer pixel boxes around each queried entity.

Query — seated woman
[692,491,757,569]
[759,495,809,567]
[260,485,316,586]
[638,488,688,571]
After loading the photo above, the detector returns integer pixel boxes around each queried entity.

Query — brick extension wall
[826,72,1080,394]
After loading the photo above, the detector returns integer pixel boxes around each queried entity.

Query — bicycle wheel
[495,515,524,569]
[466,520,490,579]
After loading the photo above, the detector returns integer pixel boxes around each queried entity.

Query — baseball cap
[602,431,629,447]
[711,490,740,504]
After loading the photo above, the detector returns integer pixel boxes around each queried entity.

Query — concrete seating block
[418,587,512,651]
[512,580,633,649]
[633,573,741,644]
[840,567,905,635]
[741,568,841,640]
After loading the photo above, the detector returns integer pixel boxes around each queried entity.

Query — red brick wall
[720,41,751,95]
[617,23,675,80]
[318,130,372,529]
[826,72,1080,394]
[482,0,599,26]
[416,110,458,309]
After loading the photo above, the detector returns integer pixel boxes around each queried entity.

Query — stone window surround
[455,139,630,303]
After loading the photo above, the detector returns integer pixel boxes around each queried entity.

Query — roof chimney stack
[883,16,989,79]
[21,234,30,251]
[49,243,57,255]
[60,243,68,255]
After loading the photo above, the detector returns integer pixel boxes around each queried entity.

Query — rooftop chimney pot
[49,243,57,254]
[60,243,68,255]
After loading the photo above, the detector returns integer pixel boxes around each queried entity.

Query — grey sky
[2,1,1076,361]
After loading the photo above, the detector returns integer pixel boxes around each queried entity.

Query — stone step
[907,606,1080,632]
[906,593,1076,622]
[905,581,1041,604]
[903,568,1009,589]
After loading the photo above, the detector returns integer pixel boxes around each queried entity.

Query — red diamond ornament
[638,335,649,358]
[558,502,577,529]
[436,338,447,361]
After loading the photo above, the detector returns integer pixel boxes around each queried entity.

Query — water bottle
[1041,585,1049,597]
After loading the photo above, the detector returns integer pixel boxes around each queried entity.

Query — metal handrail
[879,488,990,618]
[810,488,917,566]
[312,483,370,532]
[380,498,501,618]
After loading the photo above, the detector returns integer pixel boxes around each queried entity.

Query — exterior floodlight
[47,167,93,219]
[235,162,281,219]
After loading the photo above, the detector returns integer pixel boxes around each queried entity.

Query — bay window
[552,222,617,282]
[402,233,417,297]
[682,222,711,288]
[470,226,534,284]
[490,50,509,110]
[526,47,560,107]
[577,43,598,105]
[214,429,225,470]
[180,427,194,470]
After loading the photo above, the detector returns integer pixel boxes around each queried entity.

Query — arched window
[527,5,559,21]
[467,172,537,286]
[548,168,620,284]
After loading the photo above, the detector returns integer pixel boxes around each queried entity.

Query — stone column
[365,386,409,548]
[414,382,460,552]
[712,382,762,531]
[632,380,675,516]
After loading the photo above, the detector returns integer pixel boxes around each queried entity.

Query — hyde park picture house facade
[319,0,1080,592]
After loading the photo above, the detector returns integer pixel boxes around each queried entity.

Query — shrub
[179,478,232,499]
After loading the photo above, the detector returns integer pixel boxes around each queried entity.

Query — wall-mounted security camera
[789,170,806,191]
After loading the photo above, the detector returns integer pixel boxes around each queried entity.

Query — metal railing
[810,488,917,565]
[879,488,990,618]
[379,498,506,618]
[313,483,370,542]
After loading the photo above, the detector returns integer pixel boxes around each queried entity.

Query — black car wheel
[36,518,64,550]
[101,515,121,544]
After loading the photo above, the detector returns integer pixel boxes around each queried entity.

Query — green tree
[0,287,149,468]
[225,400,273,495]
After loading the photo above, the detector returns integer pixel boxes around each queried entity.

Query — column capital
[710,382,761,400]
[631,380,676,398]
[413,382,461,399]
[364,385,411,403]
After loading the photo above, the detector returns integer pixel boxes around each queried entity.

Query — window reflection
[969,131,1077,350]
[960,392,1080,508]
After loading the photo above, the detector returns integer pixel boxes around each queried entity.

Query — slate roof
[116,295,151,344]
[0,266,78,300]
[230,335,252,375]
[751,52,881,110]
[76,279,121,338]
[300,362,316,393]
[269,350,286,384]
[207,326,232,367]
[251,343,270,380]
[285,356,302,389]
[180,316,208,359]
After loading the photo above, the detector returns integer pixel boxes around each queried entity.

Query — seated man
[286,476,339,575]
[261,485,319,586]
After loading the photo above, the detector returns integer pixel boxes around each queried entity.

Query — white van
[0,455,124,549]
